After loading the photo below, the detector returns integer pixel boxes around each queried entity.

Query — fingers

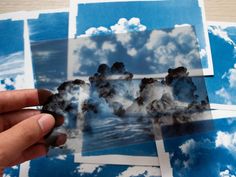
[0,89,52,113]
[0,109,41,130]
[0,109,64,130]
[55,134,67,146]
[0,113,55,166]
[46,133,67,147]
[21,144,48,162]
[7,143,48,167]
[6,135,67,167]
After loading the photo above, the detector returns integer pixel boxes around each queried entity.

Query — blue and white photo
[44,59,210,165]
[206,22,236,110]
[69,0,213,75]
[27,9,69,91]
[68,26,203,79]
[0,13,26,91]
[163,116,236,177]
[29,39,68,91]
[27,9,69,42]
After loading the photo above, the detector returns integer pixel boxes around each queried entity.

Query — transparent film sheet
[30,26,214,156]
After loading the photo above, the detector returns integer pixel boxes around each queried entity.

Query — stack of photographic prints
[1,0,236,176]
[0,12,26,91]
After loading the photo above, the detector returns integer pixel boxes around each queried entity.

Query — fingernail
[56,134,67,146]
[38,114,55,133]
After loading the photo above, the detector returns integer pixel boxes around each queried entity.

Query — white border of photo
[19,159,162,177]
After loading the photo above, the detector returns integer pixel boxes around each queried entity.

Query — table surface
[0,0,235,22]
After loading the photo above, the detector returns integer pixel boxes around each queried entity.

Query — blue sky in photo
[0,19,24,56]
[82,141,157,156]
[164,117,236,177]
[205,24,236,105]
[76,0,209,68]
[27,155,160,177]
[0,19,24,79]
[28,12,69,42]
[31,39,68,91]
[28,12,69,91]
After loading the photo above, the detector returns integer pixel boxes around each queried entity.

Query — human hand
[0,89,64,170]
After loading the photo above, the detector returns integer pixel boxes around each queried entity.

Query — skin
[0,89,65,175]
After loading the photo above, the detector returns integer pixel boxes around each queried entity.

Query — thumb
[0,114,55,161]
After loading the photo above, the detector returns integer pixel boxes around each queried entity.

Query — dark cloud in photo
[43,61,211,155]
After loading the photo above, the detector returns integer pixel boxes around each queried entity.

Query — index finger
[0,89,52,113]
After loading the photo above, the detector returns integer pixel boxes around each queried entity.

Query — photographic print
[43,58,211,160]
[68,26,204,79]
[69,0,213,76]
[0,12,26,91]
[29,39,68,91]
[19,155,161,177]
[205,22,236,110]
[162,115,236,177]
[27,9,69,42]
[26,9,69,91]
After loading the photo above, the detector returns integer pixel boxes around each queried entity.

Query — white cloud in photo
[82,26,112,37]
[200,48,207,59]
[179,139,196,155]
[116,32,132,46]
[102,41,116,52]
[0,84,5,91]
[75,164,103,175]
[213,63,236,105]
[215,87,232,105]
[219,169,236,177]
[127,48,138,57]
[145,26,201,70]
[53,155,67,160]
[79,17,147,38]
[0,51,24,78]
[146,30,169,50]
[3,175,11,177]
[110,17,146,34]
[72,38,97,74]
[73,37,117,75]
[171,26,199,51]
[178,139,197,168]
[176,138,214,169]
[0,75,25,91]
[33,50,59,61]
[208,25,236,47]
[11,166,18,170]
[215,131,236,155]
[175,24,191,28]
[4,78,14,86]
[0,51,24,65]
[228,64,236,88]
[117,166,160,177]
